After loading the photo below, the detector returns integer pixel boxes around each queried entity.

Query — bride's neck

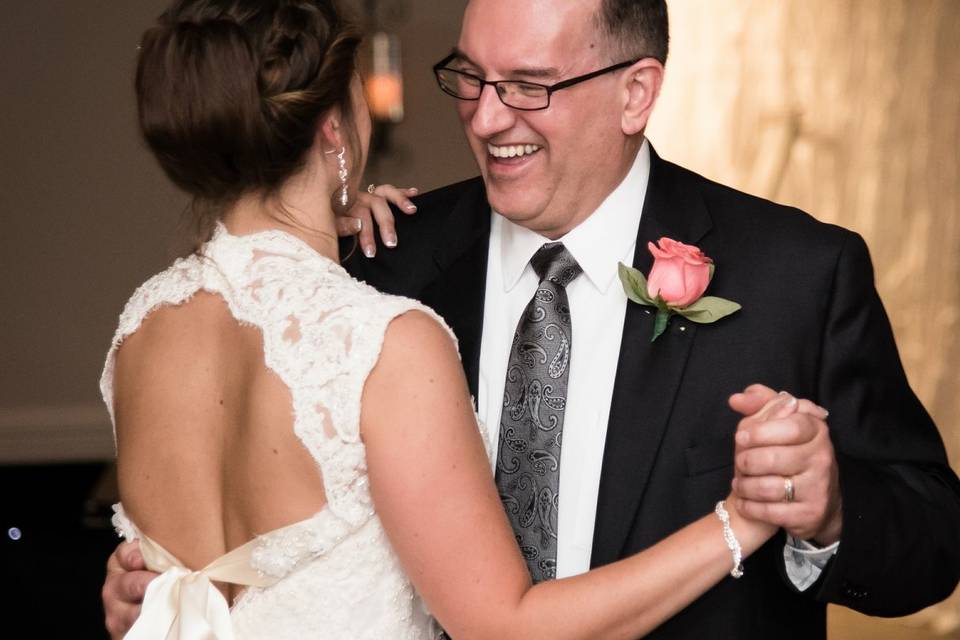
[222,160,341,262]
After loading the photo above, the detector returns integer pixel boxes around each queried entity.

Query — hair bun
[259,3,336,104]
[136,0,362,248]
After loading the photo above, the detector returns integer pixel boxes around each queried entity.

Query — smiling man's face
[454,0,636,238]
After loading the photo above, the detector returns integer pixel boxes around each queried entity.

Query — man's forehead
[458,0,602,73]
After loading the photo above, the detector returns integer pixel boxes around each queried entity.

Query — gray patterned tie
[495,242,582,583]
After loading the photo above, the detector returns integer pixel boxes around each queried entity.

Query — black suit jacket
[343,149,960,639]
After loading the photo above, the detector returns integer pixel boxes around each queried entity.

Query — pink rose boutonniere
[618,237,741,342]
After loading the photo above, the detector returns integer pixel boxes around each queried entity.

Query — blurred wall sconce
[366,31,404,124]
[361,0,407,171]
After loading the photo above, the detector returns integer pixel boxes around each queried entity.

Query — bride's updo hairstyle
[136,0,362,244]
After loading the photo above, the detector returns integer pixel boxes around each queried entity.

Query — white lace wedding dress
[102,224,482,639]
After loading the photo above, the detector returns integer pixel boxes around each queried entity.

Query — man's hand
[336,184,419,258]
[103,540,157,639]
[729,384,843,545]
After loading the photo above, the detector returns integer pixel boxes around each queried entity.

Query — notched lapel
[419,180,491,399]
[592,148,714,566]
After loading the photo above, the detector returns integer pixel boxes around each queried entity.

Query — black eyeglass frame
[432,53,643,111]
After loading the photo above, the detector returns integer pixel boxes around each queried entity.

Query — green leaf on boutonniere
[676,296,742,323]
[652,308,671,342]
[618,262,657,306]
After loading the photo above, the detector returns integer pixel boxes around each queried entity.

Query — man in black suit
[348,0,960,636]
[103,0,960,637]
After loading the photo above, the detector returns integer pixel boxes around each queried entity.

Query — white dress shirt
[476,139,836,584]
[478,142,651,578]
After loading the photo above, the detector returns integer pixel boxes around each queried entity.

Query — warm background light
[367,72,404,121]
[366,31,404,122]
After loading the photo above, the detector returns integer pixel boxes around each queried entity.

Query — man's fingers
[102,552,153,640]
[736,443,811,477]
[112,540,145,572]
[119,570,154,602]
[734,474,799,503]
[105,602,141,640]
[737,413,821,448]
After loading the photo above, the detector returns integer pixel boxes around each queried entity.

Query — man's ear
[621,58,664,136]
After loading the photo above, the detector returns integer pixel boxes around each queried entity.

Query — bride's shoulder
[111,254,210,341]
[341,283,459,352]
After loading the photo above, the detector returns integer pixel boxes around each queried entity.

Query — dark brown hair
[136,0,362,247]
[595,0,669,63]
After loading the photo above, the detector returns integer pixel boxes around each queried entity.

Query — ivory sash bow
[124,533,279,640]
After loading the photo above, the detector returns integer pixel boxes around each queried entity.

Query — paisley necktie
[495,242,582,583]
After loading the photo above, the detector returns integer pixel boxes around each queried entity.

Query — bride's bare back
[113,290,327,575]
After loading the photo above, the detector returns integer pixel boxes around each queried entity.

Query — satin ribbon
[125,533,279,640]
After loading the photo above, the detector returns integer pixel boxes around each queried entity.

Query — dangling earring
[337,147,349,207]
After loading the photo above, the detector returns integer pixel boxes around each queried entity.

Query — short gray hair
[594,0,669,63]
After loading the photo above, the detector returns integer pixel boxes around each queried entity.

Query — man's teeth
[487,144,541,158]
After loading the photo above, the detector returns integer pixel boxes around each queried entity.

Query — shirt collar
[496,139,650,294]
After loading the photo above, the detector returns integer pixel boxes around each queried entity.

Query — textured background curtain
[646,1,959,636]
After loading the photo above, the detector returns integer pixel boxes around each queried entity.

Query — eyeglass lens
[437,69,549,109]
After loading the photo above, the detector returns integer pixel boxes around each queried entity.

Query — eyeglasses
[432,53,641,111]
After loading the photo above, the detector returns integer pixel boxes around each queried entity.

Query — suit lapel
[591,147,714,567]
[419,179,491,399]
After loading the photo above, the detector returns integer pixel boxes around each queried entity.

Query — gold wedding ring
[366,183,377,194]
[783,477,795,503]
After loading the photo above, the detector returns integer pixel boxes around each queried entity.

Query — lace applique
[250,509,355,579]
[111,503,138,543]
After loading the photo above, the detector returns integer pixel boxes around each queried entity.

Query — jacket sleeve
[811,231,960,615]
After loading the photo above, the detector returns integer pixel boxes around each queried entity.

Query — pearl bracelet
[715,500,744,578]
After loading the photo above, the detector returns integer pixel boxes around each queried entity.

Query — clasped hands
[728,384,843,546]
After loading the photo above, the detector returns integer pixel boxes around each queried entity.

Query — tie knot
[530,242,582,288]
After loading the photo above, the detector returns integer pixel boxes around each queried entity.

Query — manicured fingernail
[384,235,397,248]
[762,395,791,419]
[407,187,419,194]
[364,246,375,258]
[773,395,798,418]
[353,218,363,232]
[405,204,417,212]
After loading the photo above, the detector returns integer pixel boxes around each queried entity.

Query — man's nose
[470,84,516,139]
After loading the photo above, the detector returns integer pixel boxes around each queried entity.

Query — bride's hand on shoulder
[336,183,419,258]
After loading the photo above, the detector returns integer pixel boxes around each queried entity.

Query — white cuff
[782,535,840,592]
